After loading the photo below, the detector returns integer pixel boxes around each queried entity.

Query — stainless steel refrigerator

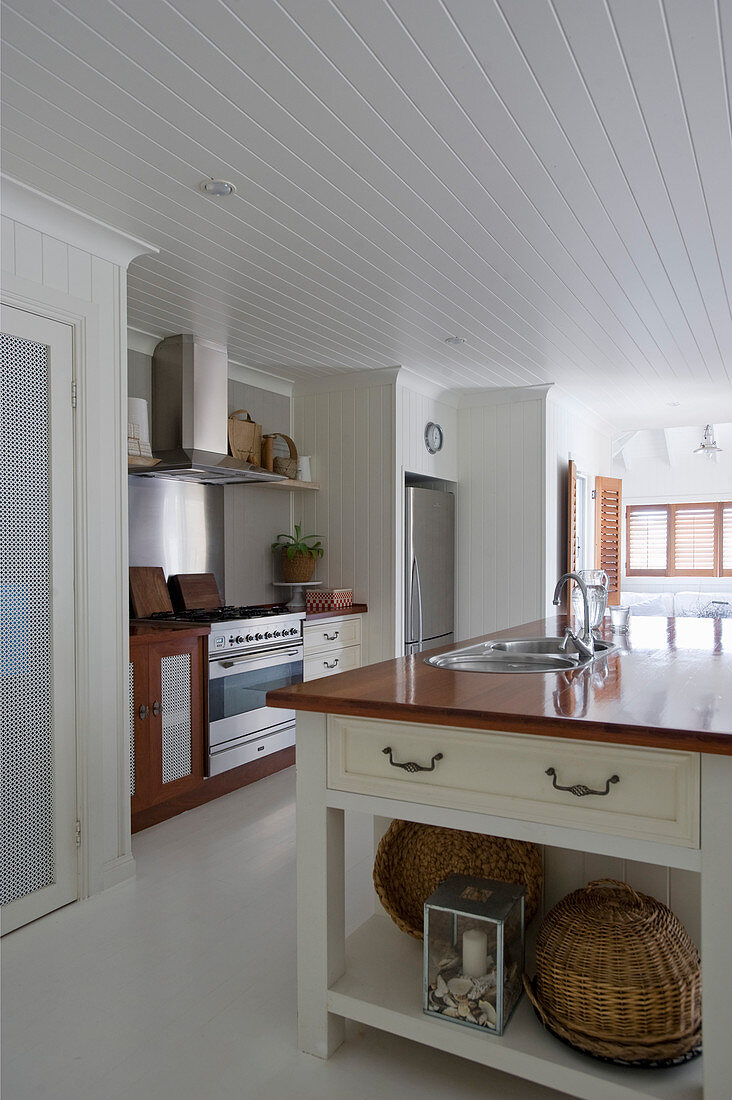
[405,486,455,655]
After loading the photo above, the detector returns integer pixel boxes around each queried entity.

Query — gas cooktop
[146,604,291,624]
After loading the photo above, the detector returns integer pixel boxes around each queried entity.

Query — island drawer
[303,616,361,655]
[326,717,700,848]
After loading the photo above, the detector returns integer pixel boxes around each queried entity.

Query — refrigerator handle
[413,556,424,651]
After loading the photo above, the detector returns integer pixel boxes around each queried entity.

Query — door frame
[2,272,124,903]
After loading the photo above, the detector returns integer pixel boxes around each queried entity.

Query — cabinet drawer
[304,644,361,681]
[327,717,700,848]
[304,616,361,655]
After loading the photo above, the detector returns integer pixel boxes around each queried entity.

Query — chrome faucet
[552,572,595,660]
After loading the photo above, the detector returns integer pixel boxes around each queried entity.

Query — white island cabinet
[294,711,732,1100]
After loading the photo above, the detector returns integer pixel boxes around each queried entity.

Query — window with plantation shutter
[626,502,731,578]
[722,505,732,576]
[626,507,668,575]
[670,504,716,577]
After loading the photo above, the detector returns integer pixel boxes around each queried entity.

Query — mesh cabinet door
[1,307,77,934]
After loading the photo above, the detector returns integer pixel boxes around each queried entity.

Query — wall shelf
[260,478,320,490]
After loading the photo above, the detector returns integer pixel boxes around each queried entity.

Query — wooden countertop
[267,614,732,755]
[305,604,368,622]
[130,620,211,644]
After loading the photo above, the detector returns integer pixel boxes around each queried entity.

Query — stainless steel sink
[425,636,615,674]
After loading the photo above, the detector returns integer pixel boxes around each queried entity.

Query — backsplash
[128,351,291,605]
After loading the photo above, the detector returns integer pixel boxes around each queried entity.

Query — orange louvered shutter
[595,476,622,606]
[670,503,718,577]
[723,504,732,577]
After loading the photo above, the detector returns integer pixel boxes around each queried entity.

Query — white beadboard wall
[545,392,614,609]
[293,376,396,666]
[1,195,152,895]
[456,390,547,642]
[396,378,458,482]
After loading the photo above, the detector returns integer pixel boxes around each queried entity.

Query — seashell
[469,976,492,1000]
[479,1000,497,1026]
[442,993,456,1008]
[447,977,473,1000]
[437,954,460,971]
[442,1006,459,1017]
[458,1002,472,1018]
[435,974,448,997]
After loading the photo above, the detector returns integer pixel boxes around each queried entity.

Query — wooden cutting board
[168,572,223,611]
[129,567,174,619]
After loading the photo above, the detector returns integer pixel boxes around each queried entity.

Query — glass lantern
[423,873,525,1036]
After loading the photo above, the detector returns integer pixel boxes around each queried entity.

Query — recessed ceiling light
[199,178,237,197]
[444,336,467,347]
[667,401,681,407]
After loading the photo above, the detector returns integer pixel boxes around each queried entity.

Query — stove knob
[273,630,281,638]
[255,633,264,641]
[290,627,298,636]
[265,631,273,640]
[236,635,244,644]
[245,634,254,643]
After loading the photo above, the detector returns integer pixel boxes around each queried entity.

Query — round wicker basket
[373,820,543,939]
[525,879,702,1064]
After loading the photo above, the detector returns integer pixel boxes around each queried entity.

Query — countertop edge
[265,689,732,755]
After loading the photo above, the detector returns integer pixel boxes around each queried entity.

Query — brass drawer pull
[324,658,339,669]
[546,767,619,797]
[383,747,443,773]
[324,630,340,641]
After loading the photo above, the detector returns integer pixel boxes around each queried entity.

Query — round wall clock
[424,422,444,455]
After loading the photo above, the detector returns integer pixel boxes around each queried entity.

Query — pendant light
[692,424,723,458]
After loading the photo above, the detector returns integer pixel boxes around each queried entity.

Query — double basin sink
[426,636,615,674]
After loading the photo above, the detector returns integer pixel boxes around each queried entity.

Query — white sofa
[622,591,732,618]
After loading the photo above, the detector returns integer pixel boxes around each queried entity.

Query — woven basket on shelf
[524,879,702,1066]
[373,820,542,939]
[269,432,298,479]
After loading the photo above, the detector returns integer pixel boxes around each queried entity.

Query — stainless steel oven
[204,610,304,775]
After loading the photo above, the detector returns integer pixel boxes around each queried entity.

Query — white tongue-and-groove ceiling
[2,0,732,429]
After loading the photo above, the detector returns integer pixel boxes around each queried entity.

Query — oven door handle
[215,646,302,669]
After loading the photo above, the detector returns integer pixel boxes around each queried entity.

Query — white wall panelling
[293,371,396,666]
[456,388,547,642]
[1,178,156,897]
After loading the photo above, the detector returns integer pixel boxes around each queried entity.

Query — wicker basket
[269,433,298,479]
[525,879,702,1065]
[373,820,542,939]
[228,409,262,466]
[280,548,316,583]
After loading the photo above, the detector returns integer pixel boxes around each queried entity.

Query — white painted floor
[2,768,566,1100]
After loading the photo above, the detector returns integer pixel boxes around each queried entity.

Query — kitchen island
[267,615,732,1100]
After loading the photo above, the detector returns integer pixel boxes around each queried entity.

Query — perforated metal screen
[161,653,191,784]
[129,663,135,797]
[1,333,55,907]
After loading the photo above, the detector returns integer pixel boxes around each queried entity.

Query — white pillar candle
[462,928,488,978]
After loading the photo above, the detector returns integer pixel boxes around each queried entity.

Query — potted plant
[272,525,324,583]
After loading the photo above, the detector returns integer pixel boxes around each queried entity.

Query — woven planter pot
[373,820,543,939]
[280,549,316,583]
[525,879,702,1065]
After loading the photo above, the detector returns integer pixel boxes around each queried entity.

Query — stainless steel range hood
[129,333,285,484]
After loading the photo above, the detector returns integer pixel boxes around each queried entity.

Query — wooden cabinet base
[131,746,295,832]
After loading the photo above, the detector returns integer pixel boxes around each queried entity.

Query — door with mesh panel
[1,305,77,934]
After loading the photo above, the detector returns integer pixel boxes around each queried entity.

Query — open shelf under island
[267,614,732,1100]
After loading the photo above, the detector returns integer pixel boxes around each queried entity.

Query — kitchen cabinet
[303,614,362,681]
[129,625,208,813]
